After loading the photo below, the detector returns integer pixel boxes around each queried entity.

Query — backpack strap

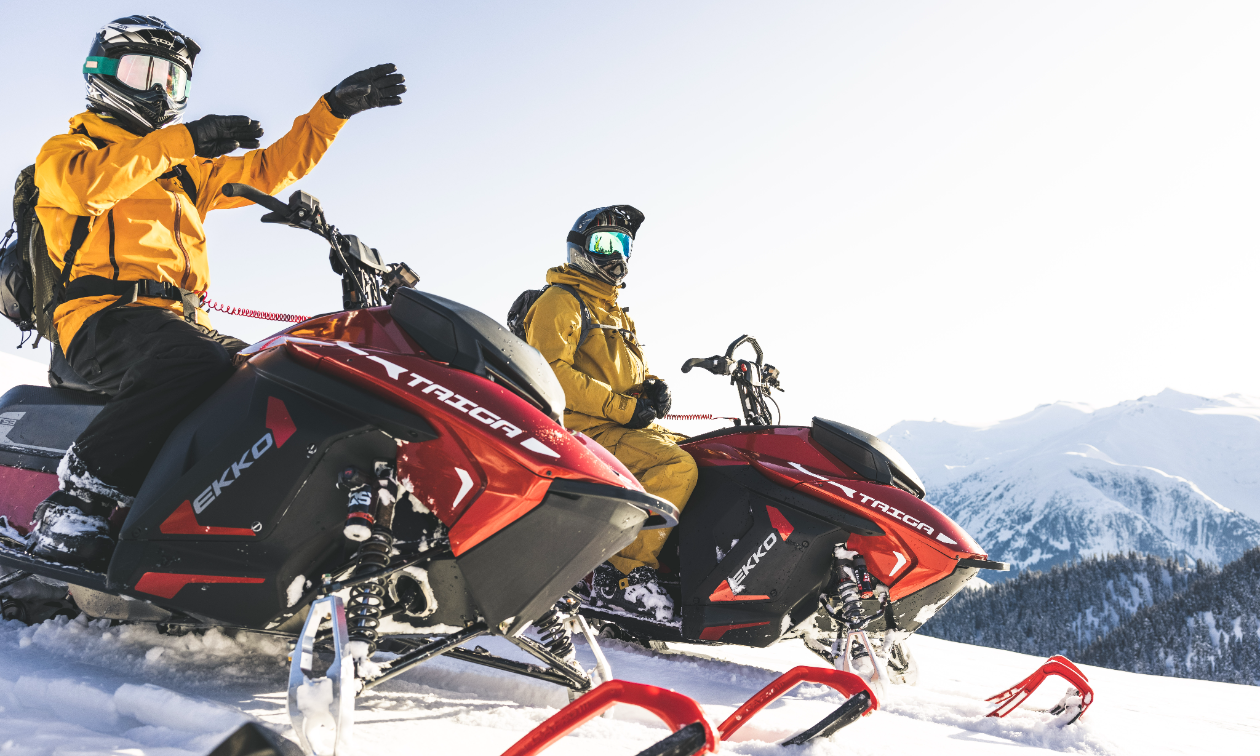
[549,283,594,347]
[159,165,199,206]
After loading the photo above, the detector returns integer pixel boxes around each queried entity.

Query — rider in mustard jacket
[27,15,406,565]
[524,206,698,623]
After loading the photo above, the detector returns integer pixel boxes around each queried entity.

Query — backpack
[0,159,98,346]
[507,283,595,347]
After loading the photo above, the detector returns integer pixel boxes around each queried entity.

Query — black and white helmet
[83,16,200,134]
[565,205,645,286]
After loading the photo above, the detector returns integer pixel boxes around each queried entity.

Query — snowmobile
[579,335,1009,689]
[0,184,678,754]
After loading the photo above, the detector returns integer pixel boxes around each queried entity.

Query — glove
[184,115,263,159]
[325,63,406,118]
[642,378,672,418]
[624,397,657,430]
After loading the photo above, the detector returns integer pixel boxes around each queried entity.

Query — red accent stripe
[134,572,265,599]
[159,500,256,537]
[699,621,771,641]
[766,505,794,541]
[266,397,296,448]
[709,580,770,602]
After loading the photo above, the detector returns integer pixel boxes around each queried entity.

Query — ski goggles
[586,230,633,258]
[84,55,190,101]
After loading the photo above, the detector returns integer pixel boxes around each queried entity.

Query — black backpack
[0,161,97,346]
[507,283,595,347]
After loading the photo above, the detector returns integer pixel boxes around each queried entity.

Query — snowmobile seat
[0,384,107,473]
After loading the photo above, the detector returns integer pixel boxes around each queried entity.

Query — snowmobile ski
[986,655,1094,725]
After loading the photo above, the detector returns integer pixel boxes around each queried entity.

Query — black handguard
[643,378,672,418]
[325,63,407,118]
[184,115,263,158]
[624,397,657,430]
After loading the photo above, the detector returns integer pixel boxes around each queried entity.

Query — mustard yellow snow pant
[583,423,699,574]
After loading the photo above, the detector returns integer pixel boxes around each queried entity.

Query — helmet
[565,205,645,286]
[83,16,200,134]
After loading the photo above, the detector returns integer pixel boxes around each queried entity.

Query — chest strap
[65,275,202,323]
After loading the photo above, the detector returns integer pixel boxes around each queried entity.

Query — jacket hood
[546,264,620,302]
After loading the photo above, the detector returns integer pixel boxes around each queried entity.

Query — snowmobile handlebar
[222,184,420,312]
[682,335,783,427]
[725,334,764,365]
[221,183,290,217]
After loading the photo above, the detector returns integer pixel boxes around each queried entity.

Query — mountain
[920,549,1260,686]
[882,390,1260,574]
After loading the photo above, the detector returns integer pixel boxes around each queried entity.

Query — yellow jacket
[35,97,347,349]
[523,265,656,433]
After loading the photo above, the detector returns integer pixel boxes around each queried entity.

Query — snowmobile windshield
[587,230,632,259]
[85,55,190,101]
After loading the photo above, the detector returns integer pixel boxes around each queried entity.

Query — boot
[27,446,127,567]
[589,562,675,623]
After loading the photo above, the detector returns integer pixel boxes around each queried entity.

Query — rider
[26,15,406,565]
[523,206,698,623]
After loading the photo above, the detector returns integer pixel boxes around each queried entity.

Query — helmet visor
[587,230,632,259]
[87,54,190,101]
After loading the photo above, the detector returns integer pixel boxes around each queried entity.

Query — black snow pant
[64,305,248,496]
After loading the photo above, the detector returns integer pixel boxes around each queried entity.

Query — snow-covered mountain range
[882,390,1260,575]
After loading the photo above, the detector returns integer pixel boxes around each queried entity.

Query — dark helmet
[565,205,645,286]
[83,16,200,134]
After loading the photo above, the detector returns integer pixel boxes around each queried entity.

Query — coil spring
[824,578,867,631]
[534,596,579,659]
[346,527,393,653]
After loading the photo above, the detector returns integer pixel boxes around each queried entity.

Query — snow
[0,608,1256,755]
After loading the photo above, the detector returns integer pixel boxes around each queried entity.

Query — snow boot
[27,447,128,567]
[589,562,675,623]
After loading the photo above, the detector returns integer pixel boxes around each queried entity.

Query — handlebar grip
[221,183,291,217]
[682,356,729,376]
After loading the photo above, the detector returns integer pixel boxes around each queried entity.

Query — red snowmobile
[579,335,1009,688]
[0,184,676,753]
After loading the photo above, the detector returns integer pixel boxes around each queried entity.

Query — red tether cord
[197,291,307,323]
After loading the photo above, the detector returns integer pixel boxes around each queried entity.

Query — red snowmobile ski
[579,336,1009,690]
[0,185,676,754]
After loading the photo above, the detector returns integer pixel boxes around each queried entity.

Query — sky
[1,1,1258,435]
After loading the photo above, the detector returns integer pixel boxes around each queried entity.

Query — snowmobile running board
[986,655,1094,725]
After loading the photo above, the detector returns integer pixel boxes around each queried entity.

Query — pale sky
[2,1,1257,435]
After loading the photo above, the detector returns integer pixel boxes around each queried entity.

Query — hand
[642,378,671,418]
[325,63,406,118]
[184,115,263,158]
[624,397,657,429]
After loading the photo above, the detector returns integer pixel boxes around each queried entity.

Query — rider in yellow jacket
[27,15,406,565]
[524,206,697,623]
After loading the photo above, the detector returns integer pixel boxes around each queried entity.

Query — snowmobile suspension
[339,462,402,655]
[534,594,581,659]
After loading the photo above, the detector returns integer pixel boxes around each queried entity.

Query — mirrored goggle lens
[587,231,632,258]
[85,55,189,101]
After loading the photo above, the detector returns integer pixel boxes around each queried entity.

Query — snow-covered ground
[1,612,1255,755]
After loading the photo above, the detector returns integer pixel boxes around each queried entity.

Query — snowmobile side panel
[866,559,979,633]
[457,478,648,633]
[109,349,404,627]
[677,466,865,647]
[0,385,107,473]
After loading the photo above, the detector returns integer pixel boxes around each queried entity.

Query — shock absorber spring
[534,595,580,659]
[343,462,401,656]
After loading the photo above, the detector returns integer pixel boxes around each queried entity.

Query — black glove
[184,115,263,158]
[642,378,672,418]
[625,397,657,430]
[325,63,406,118]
